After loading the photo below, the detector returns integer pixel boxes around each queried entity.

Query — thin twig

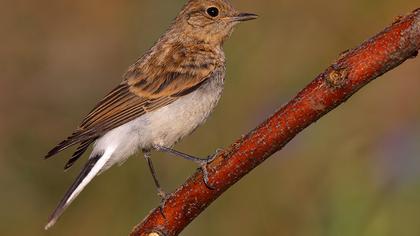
[130,8,420,236]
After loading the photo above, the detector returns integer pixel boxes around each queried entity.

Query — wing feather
[45,42,223,164]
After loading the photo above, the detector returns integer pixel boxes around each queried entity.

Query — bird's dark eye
[206,7,219,17]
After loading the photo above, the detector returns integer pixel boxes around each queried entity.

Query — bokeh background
[1,0,420,235]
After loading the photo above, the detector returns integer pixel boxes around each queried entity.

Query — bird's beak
[232,12,258,22]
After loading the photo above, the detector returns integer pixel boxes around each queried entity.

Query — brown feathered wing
[45,48,219,169]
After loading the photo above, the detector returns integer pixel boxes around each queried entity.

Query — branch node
[325,67,349,88]
[146,230,166,236]
[148,233,160,236]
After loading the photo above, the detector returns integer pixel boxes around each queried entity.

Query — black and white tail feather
[44,147,115,230]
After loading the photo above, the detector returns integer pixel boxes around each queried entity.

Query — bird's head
[172,0,257,46]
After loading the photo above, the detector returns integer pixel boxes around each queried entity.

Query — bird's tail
[45,147,115,230]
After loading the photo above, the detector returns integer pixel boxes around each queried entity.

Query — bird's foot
[152,145,224,190]
[157,188,169,219]
[198,148,223,190]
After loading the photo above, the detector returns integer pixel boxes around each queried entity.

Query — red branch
[131,8,420,236]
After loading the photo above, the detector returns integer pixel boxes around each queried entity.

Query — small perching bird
[44,0,257,229]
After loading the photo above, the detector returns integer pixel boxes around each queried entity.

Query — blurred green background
[1,0,420,235]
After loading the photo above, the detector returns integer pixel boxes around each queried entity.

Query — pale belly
[92,75,224,170]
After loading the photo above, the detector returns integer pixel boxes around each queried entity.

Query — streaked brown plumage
[45,0,257,229]
[46,1,231,164]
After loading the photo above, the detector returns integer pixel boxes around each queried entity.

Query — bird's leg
[153,145,219,189]
[143,151,168,217]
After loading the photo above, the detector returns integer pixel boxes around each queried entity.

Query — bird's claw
[157,188,169,219]
[205,148,223,163]
[199,149,223,190]
[200,162,215,190]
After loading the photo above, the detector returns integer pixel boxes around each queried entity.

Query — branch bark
[131,8,420,236]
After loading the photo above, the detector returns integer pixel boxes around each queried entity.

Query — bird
[44,0,257,229]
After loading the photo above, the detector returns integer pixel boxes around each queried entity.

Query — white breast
[92,72,225,170]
